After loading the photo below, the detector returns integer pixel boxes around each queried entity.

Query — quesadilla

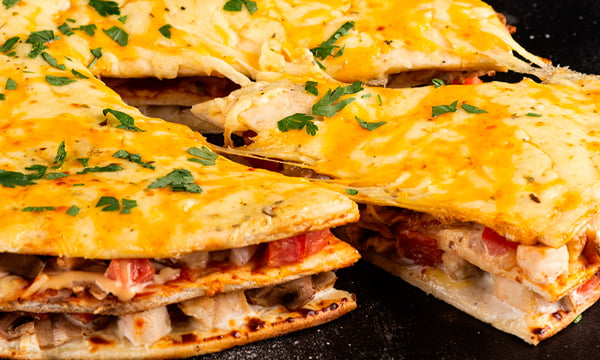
[192,70,600,344]
[0,34,360,359]
[0,0,547,132]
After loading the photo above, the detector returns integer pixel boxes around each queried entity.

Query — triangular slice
[193,70,600,344]
[0,37,360,358]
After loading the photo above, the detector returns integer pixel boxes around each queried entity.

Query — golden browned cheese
[193,71,600,250]
[0,0,545,85]
[0,42,358,259]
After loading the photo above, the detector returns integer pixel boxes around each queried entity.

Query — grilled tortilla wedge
[193,70,600,344]
[0,33,360,358]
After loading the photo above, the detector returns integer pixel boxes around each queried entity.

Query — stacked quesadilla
[0,29,360,358]
[192,70,600,344]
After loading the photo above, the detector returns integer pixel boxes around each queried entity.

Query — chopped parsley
[310,21,354,61]
[0,37,19,54]
[312,81,363,117]
[432,78,446,88]
[3,0,20,9]
[461,103,487,114]
[52,141,67,168]
[71,69,89,79]
[24,165,47,179]
[345,188,359,195]
[66,205,80,216]
[432,100,458,117]
[77,164,123,174]
[76,24,97,36]
[41,52,66,70]
[23,206,55,212]
[147,168,202,193]
[88,0,121,16]
[187,146,218,166]
[120,199,137,214]
[377,94,383,105]
[223,0,258,14]
[45,75,76,86]
[305,81,319,96]
[88,47,103,68]
[526,112,542,117]
[25,30,58,58]
[573,314,583,324]
[118,15,128,24]
[103,26,128,46]
[277,113,318,136]
[159,24,172,39]
[113,149,155,169]
[58,23,75,36]
[5,78,16,90]
[0,169,41,187]
[95,196,120,211]
[77,158,89,167]
[0,94,5,100]
[46,172,69,180]
[103,108,145,132]
[355,116,386,131]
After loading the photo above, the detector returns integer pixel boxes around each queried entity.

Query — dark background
[202,1,600,359]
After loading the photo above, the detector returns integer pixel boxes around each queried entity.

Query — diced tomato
[104,259,155,288]
[576,273,600,297]
[481,227,518,256]
[452,76,483,85]
[394,229,442,267]
[264,229,331,267]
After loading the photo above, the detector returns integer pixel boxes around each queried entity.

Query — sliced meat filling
[0,272,339,349]
[341,204,600,301]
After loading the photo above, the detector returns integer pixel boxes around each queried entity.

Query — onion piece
[230,245,258,267]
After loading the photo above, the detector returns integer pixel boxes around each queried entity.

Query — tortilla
[193,69,600,343]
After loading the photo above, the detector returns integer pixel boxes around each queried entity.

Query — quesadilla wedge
[0,0,546,132]
[0,36,360,359]
[192,70,600,344]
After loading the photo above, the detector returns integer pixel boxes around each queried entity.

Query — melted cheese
[194,72,600,249]
[0,0,546,84]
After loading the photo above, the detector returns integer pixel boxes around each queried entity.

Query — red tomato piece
[265,235,306,267]
[481,227,518,256]
[104,259,155,288]
[305,229,330,256]
[452,76,484,85]
[395,230,442,267]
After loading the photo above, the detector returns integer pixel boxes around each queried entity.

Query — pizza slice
[0,35,360,359]
[0,0,547,132]
[193,70,600,344]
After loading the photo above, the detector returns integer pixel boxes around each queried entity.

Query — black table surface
[201,1,600,359]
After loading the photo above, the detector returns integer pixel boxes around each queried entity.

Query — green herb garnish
[277,113,318,136]
[96,196,120,211]
[77,164,123,174]
[53,141,67,168]
[58,23,75,36]
[5,78,16,90]
[355,116,386,131]
[345,188,359,195]
[46,172,69,179]
[45,75,76,86]
[41,52,66,70]
[71,69,89,79]
[23,206,55,212]
[312,81,363,117]
[3,0,20,9]
[310,21,354,60]
[461,103,487,114]
[187,146,218,166]
[103,108,145,132]
[0,37,19,53]
[87,47,103,68]
[66,205,80,216]
[432,100,458,117]
[88,0,120,16]
[76,24,97,36]
[120,199,137,214]
[147,168,202,193]
[159,24,172,39]
[305,81,319,96]
[113,149,155,169]
[223,0,258,14]
[103,26,128,46]
[526,112,542,117]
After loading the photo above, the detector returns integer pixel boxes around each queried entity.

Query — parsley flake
[312,81,363,117]
[88,0,120,16]
[25,30,57,58]
[53,141,67,168]
[305,81,319,96]
[23,206,55,212]
[345,188,359,195]
[0,169,40,187]
[0,94,6,100]
[310,21,354,61]
[526,112,542,117]
[461,103,487,114]
[113,149,155,169]
[147,168,202,193]
[103,108,145,132]
[103,26,128,46]
[3,0,20,9]
[277,113,318,136]
[118,15,128,23]
[187,146,218,166]
[66,205,80,216]
[46,172,69,180]
[76,24,97,36]
[0,37,19,54]
[5,78,16,90]
[41,52,66,70]
[58,23,75,36]
[159,24,172,39]
[573,314,583,324]
[77,158,89,167]
[223,0,258,14]
[120,199,137,214]
[46,75,76,86]
[432,78,446,88]
[71,69,89,79]
[355,116,386,131]
[88,47,103,68]
[77,164,123,174]
[96,196,120,211]
[432,100,458,117]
